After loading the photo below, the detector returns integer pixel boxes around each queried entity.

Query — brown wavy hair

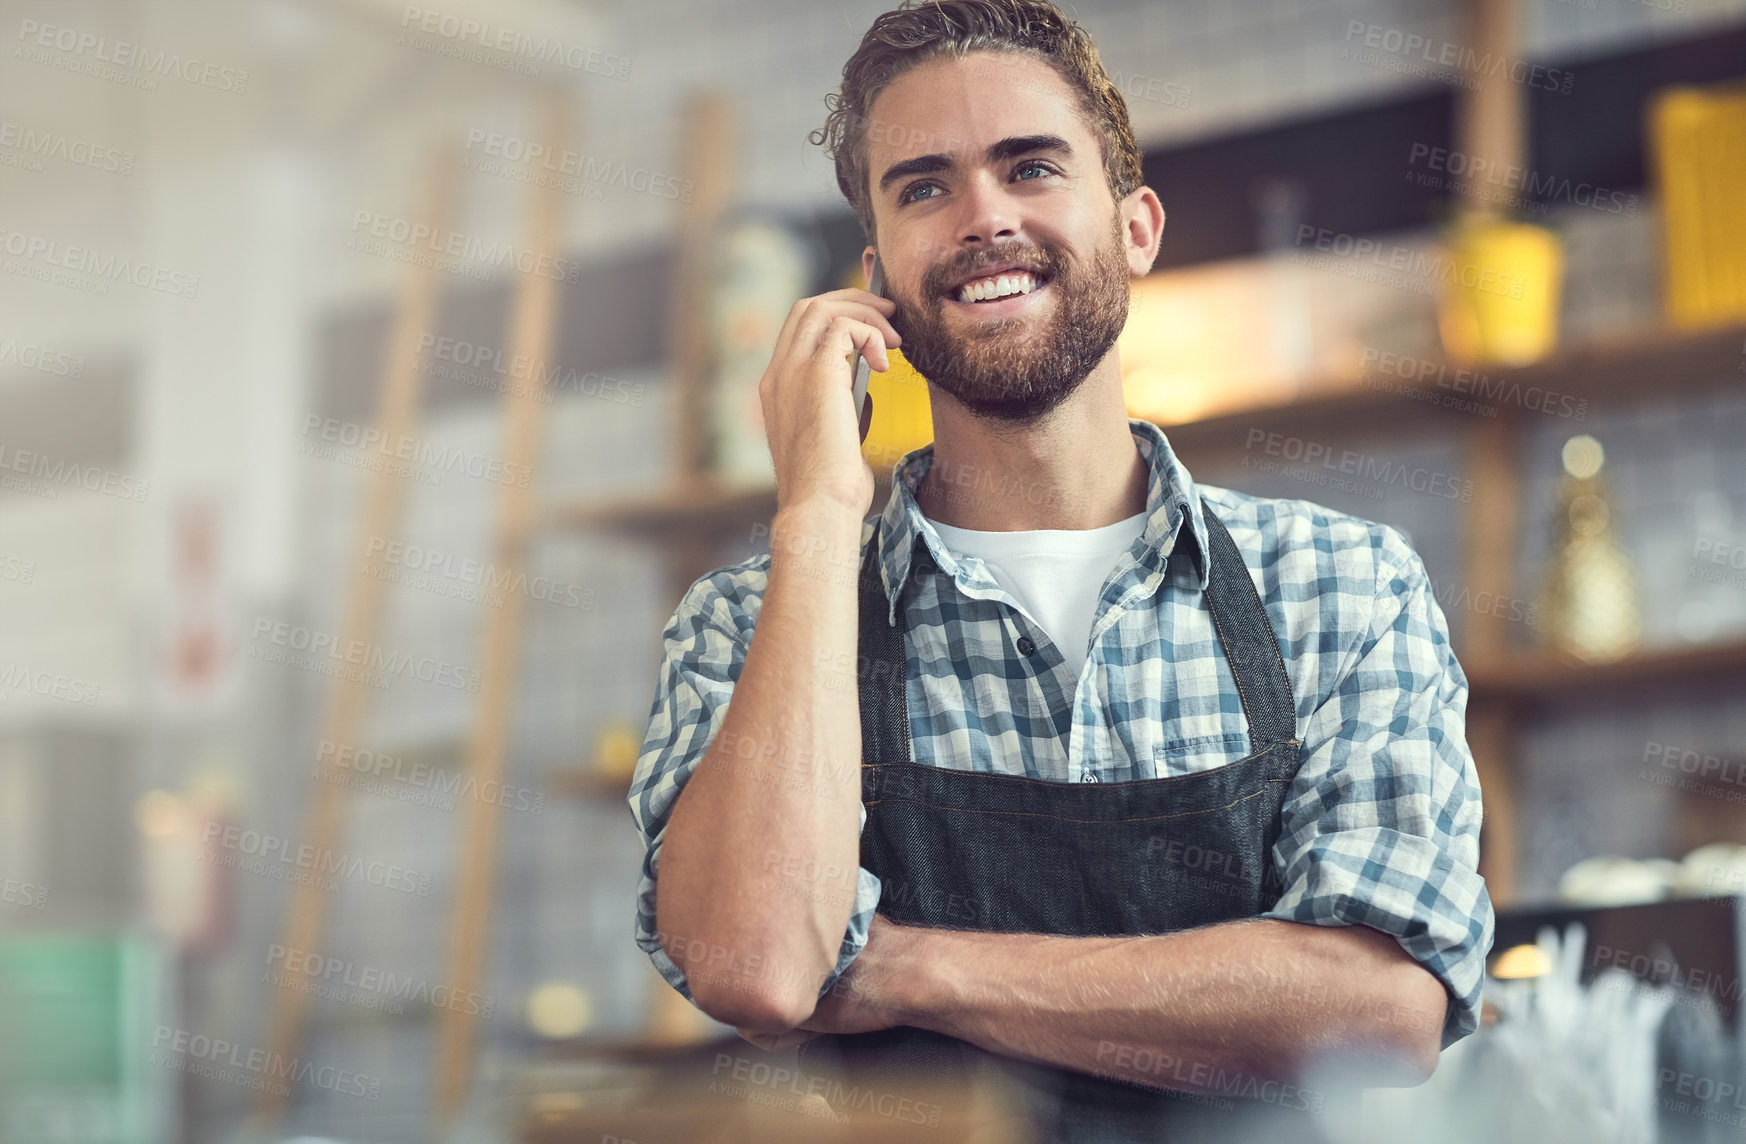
[809,0,1145,245]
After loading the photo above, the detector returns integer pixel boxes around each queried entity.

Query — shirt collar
[872,417,1211,628]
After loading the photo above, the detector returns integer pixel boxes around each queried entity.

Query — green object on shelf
[0,933,165,1144]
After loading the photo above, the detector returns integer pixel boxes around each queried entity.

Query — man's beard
[889,214,1131,425]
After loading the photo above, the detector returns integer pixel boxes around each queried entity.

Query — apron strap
[857,524,913,765]
[1197,497,1299,747]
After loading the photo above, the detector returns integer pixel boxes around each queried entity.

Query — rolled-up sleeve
[628,568,882,1008]
[1263,524,1495,1050]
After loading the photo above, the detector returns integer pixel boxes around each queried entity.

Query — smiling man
[629,1,1493,1139]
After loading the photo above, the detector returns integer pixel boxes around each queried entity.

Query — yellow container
[861,348,934,476]
[840,264,934,475]
[1651,83,1746,329]
[1436,216,1564,366]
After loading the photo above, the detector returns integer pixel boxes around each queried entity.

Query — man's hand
[758,286,900,519]
[736,914,924,1051]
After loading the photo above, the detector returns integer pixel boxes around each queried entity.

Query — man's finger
[736,1026,822,1051]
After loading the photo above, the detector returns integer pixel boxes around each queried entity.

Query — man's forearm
[890,917,1450,1094]
[656,499,868,1027]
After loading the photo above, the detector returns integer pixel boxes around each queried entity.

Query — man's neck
[914,369,1149,532]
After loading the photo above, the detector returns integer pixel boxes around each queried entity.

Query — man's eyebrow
[877,134,1075,194]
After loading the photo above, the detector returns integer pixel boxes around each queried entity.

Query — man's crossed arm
[737,913,1451,1097]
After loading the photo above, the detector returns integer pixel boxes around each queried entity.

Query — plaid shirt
[630,417,1493,1048]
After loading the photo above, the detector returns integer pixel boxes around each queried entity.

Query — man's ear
[1122,187,1165,277]
[862,245,878,289]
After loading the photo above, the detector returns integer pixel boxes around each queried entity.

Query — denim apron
[797,499,1323,1143]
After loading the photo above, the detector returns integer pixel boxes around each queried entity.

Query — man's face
[862,51,1147,425]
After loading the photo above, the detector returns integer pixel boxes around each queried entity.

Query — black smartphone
[852,257,885,424]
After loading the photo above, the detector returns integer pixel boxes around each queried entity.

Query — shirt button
[1016,635,1036,656]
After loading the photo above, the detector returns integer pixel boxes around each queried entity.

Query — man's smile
[940,271,1054,320]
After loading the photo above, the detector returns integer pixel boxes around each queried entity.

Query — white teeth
[956,271,1040,303]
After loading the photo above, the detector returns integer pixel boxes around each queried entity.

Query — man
[629,0,1493,1137]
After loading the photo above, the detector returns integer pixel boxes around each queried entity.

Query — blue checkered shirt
[630,417,1493,1048]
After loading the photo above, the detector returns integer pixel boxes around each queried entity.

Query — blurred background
[2,0,1746,1140]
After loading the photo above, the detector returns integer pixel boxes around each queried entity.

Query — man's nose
[950,172,1021,246]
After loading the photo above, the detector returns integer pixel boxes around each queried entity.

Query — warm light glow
[526,981,592,1039]
[1118,262,1313,425]
[1491,943,1552,979]
[136,790,184,839]
[1562,434,1605,479]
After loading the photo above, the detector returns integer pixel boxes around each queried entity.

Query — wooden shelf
[546,477,779,539]
[532,1031,735,1061]
[1468,638,1746,705]
[545,321,1746,532]
[1162,319,1746,457]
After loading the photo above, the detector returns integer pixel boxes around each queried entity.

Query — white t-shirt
[928,510,1151,683]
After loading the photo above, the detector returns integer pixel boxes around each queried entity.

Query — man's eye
[1015,160,1054,181]
[900,182,942,204]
